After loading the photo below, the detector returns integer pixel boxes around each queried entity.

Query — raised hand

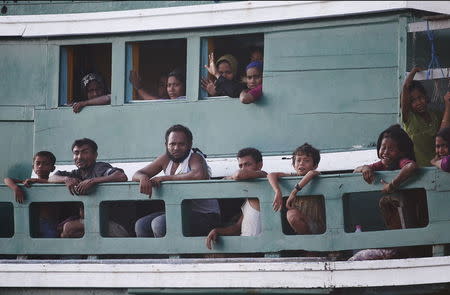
[201,78,217,96]
[204,52,219,78]
[129,70,143,90]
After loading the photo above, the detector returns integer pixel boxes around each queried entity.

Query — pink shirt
[248,84,262,100]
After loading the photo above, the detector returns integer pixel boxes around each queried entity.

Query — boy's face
[293,153,317,176]
[33,156,55,179]
[238,155,263,171]
[410,89,427,113]
[72,144,97,169]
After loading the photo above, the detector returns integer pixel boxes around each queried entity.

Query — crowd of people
[3,65,450,260]
[69,47,264,113]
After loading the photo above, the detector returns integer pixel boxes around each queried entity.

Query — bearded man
[133,124,220,237]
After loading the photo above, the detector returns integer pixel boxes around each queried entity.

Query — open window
[59,43,112,105]
[30,202,83,238]
[343,188,428,233]
[0,202,13,238]
[200,33,264,99]
[281,195,326,235]
[125,39,187,102]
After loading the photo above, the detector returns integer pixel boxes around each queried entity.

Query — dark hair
[292,143,320,166]
[80,73,106,93]
[168,69,185,86]
[376,124,415,161]
[71,138,98,153]
[437,127,450,144]
[237,147,263,163]
[165,124,193,144]
[33,151,56,166]
[408,81,427,98]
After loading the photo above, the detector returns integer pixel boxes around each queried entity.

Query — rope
[425,21,445,80]
[425,21,447,103]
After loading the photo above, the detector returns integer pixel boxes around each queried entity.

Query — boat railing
[0,168,449,257]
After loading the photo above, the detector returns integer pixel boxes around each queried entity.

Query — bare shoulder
[189,152,207,164]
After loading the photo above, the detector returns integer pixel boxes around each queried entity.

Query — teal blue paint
[0,122,34,180]
[186,37,201,101]
[125,43,133,103]
[0,43,47,106]
[59,47,68,106]
[0,168,448,255]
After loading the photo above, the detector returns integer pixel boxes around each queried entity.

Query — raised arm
[401,67,423,123]
[381,162,418,194]
[4,177,25,203]
[72,95,111,113]
[205,215,243,250]
[267,172,291,212]
[440,91,450,130]
[129,70,161,100]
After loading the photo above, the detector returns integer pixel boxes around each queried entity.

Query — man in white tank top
[133,124,220,237]
[206,148,267,249]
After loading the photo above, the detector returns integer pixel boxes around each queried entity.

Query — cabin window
[100,200,165,238]
[181,198,227,237]
[29,202,83,238]
[0,202,14,238]
[200,33,264,99]
[125,39,187,102]
[59,43,112,106]
[343,188,428,233]
[282,195,326,235]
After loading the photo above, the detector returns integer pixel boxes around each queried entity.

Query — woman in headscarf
[72,73,111,113]
[201,53,245,98]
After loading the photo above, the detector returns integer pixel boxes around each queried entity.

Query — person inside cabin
[239,61,263,104]
[401,67,450,167]
[205,147,267,249]
[268,143,325,235]
[129,71,169,100]
[431,127,450,172]
[72,73,111,113]
[249,46,264,63]
[350,124,423,260]
[201,53,245,98]
[130,69,185,100]
[133,124,220,237]
[4,151,58,238]
[48,138,128,238]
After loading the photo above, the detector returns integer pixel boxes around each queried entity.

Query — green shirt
[403,109,442,167]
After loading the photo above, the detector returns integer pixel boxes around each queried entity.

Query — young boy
[206,148,267,249]
[268,143,325,235]
[4,151,58,237]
